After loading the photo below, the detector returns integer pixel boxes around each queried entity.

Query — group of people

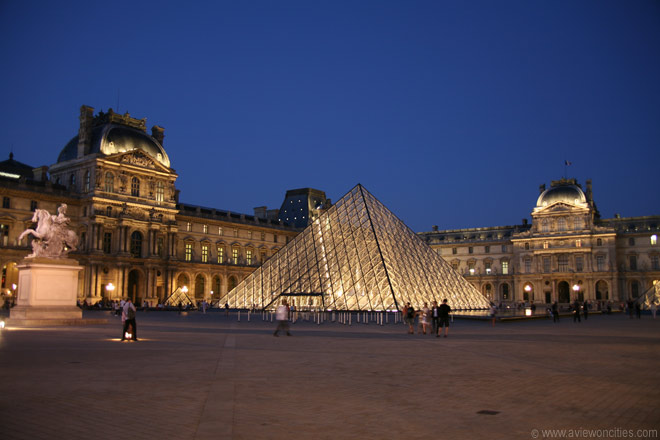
[402,300,451,338]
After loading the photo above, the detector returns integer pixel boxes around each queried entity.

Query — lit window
[576,239,582,248]
[543,241,549,249]
[185,243,192,261]
[218,226,223,235]
[652,235,657,246]
[234,229,239,238]
[261,232,265,241]
[232,248,239,264]
[131,177,140,197]
[186,222,192,232]
[248,231,252,239]
[1,224,10,246]
[217,247,224,264]
[246,249,253,265]
[485,262,491,274]
[201,244,208,263]
[203,224,208,234]
[156,181,164,204]
[502,261,509,275]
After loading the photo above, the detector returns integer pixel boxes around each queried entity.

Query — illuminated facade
[0,106,298,306]
[419,179,660,305]
[226,184,490,311]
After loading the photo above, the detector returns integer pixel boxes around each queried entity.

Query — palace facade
[0,106,300,306]
[419,179,660,305]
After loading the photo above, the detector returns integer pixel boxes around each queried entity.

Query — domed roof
[57,123,170,168]
[536,183,587,208]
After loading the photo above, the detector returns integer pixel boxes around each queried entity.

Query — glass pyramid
[225,184,490,311]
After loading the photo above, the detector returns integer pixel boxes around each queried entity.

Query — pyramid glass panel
[224,184,490,311]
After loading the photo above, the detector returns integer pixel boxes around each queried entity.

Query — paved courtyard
[0,310,659,440]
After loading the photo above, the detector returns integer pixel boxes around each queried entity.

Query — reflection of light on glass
[182,286,188,293]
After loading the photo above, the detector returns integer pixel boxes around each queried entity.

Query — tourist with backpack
[121,298,138,341]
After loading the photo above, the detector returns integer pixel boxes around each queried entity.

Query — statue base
[8,258,106,326]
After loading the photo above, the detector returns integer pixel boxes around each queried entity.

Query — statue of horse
[18,207,78,258]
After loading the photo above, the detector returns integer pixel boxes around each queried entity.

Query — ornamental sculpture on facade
[18,204,79,258]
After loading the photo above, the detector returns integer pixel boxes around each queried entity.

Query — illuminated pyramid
[225,184,489,311]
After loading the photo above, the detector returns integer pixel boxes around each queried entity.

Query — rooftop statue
[19,204,79,258]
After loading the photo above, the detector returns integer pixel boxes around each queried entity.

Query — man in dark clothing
[405,302,415,334]
[431,300,441,336]
[438,299,451,338]
[573,300,581,323]
[552,301,560,323]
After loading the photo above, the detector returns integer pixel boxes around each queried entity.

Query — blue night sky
[1,1,659,232]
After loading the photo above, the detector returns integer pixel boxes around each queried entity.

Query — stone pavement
[0,310,659,440]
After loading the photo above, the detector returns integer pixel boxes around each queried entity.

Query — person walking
[572,299,581,323]
[489,302,497,327]
[552,301,560,323]
[583,300,589,321]
[438,299,451,338]
[404,302,415,334]
[273,300,291,336]
[430,300,440,336]
[418,302,430,335]
[121,298,138,341]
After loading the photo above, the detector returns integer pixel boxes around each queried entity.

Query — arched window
[212,275,221,296]
[156,181,164,204]
[557,218,566,231]
[105,172,114,192]
[130,231,142,257]
[69,173,76,188]
[195,274,205,299]
[83,170,90,192]
[131,177,140,197]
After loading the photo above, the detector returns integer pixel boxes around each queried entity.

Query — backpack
[127,307,136,320]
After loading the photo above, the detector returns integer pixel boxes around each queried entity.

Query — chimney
[78,105,94,158]
[539,183,546,194]
[432,225,438,231]
[522,218,528,226]
[32,166,48,182]
[152,125,165,145]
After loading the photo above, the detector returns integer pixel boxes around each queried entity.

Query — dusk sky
[1,1,658,232]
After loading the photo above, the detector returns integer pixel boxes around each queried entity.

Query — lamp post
[106,282,115,298]
[524,284,533,316]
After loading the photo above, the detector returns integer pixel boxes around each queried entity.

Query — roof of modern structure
[0,152,36,179]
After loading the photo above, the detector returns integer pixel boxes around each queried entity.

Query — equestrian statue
[18,204,79,258]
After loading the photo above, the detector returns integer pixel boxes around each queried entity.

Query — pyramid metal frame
[224,184,490,311]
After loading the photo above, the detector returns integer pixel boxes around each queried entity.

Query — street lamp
[106,283,115,295]
[182,286,188,294]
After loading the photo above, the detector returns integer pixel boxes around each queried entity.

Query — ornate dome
[536,182,587,208]
[57,107,170,168]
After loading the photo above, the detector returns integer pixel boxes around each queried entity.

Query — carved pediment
[120,151,158,169]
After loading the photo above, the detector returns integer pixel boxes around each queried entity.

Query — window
[217,247,225,264]
[131,177,140,197]
[2,197,9,209]
[502,283,509,300]
[0,224,9,246]
[274,234,278,243]
[105,172,114,192]
[70,173,76,188]
[525,257,532,273]
[156,236,163,256]
[502,245,507,253]
[203,224,208,234]
[597,238,603,246]
[469,247,473,254]
[451,261,459,271]
[201,244,208,263]
[575,256,584,272]
[186,222,192,232]
[574,217,582,230]
[130,231,142,258]
[629,255,637,271]
[261,232,266,241]
[631,281,639,298]
[542,219,549,233]
[524,242,529,250]
[651,255,659,270]
[218,226,223,236]
[84,170,90,192]
[246,249,253,265]
[452,247,457,255]
[106,206,112,217]
[248,231,252,240]
[543,257,551,273]
[234,229,239,238]
[558,255,569,272]
[501,261,509,275]
[485,245,490,254]
[232,248,239,264]
[629,237,635,246]
[261,250,267,262]
[575,239,582,248]
[543,241,549,249]
[156,181,164,204]
[652,235,658,246]
[80,232,86,251]
[185,243,192,261]
[596,255,605,271]
[485,262,491,274]
[30,200,37,211]
[103,232,112,254]
[557,218,566,231]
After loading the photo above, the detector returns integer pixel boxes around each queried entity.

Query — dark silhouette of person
[573,300,581,323]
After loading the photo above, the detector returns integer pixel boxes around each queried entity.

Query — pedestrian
[635,302,642,319]
[583,300,589,321]
[572,299,581,323]
[273,300,291,336]
[552,301,560,323]
[627,300,634,319]
[489,302,497,327]
[224,302,230,317]
[121,298,138,341]
[418,302,430,335]
[438,299,451,338]
[651,302,657,319]
[404,302,415,334]
[431,300,440,336]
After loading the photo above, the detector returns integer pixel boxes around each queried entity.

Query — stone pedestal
[8,258,93,326]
